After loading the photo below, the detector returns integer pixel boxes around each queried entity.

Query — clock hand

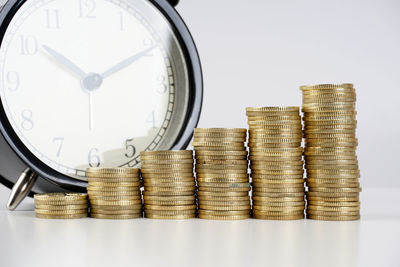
[42,45,87,79]
[101,45,157,79]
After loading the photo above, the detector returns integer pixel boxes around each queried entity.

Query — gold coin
[143,205,197,211]
[86,167,139,175]
[192,141,245,147]
[144,209,196,215]
[143,177,195,183]
[196,173,249,179]
[304,155,358,161]
[306,196,359,202]
[306,209,360,216]
[141,163,194,170]
[88,195,142,201]
[253,214,304,220]
[306,178,359,184]
[252,187,304,193]
[306,174,360,180]
[249,143,301,148]
[34,193,87,201]
[250,164,304,170]
[247,115,300,121]
[250,147,303,153]
[140,154,193,160]
[251,170,304,175]
[144,200,195,206]
[198,214,250,220]
[197,177,249,183]
[196,159,248,165]
[194,146,246,151]
[197,191,249,197]
[249,125,302,130]
[90,209,142,215]
[194,132,247,138]
[199,205,250,211]
[140,150,193,157]
[141,169,194,174]
[142,173,194,179]
[145,214,196,220]
[253,192,305,198]
[195,163,248,170]
[252,196,304,202]
[253,205,305,212]
[90,204,142,210]
[198,200,250,206]
[141,159,194,164]
[142,191,195,197]
[87,191,141,197]
[307,169,360,174]
[195,150,248,156]
[252,178,304,184]
[193,137,246,143]
[196,169,248,175]
[36,213,88,219]
[87,181,141,187]
[252,182,304,189]
[86,186,140,192]
[307,205,360,212]
[303,97,356,104]
[197,195,250,202]
[35,209,88,215]
[307,182,360,188]
[251,174,304,179]
[90,199,142,206]
[35,204,88,210]
[305,164,359,171]
[249,157,302,163]
[194,128,247,134]
[249,128,302,134]
[90,213,142,219]
[196,155,248,161]
[306,214,360,221]
[308,187,362,193]
[246,111,300,118]
[143,182,195,188]
[303,115,357,122]
[253,201,305,207]
[198,182,250,188]
[306,191,360,198]
[143,195,195,201]
[198,186,250,192]
[144,186,196,192]
[34,199,88,206]
[300,83,354,90]
[307,201,360,207]
[198,209,250,216]
[87,177,140,182]
[246,107,300,112]
[252,209,304,216]
[305,159,358,165]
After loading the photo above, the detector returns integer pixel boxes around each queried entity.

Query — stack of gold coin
[301,83,361,221]
[34,193,88,219]
[193,128,251,220]
[141,150,196,220]
[86,168,142,219]
[246,107,305,220]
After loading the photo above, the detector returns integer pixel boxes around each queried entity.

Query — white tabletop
[0,185,399,267]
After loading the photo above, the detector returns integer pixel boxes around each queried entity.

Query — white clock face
[0,0,189,180]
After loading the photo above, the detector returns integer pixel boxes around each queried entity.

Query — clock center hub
[82,73,103,91]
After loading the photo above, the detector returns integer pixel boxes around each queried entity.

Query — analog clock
[0,0,202,198]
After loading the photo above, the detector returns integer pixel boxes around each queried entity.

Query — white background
[178,0,400,188]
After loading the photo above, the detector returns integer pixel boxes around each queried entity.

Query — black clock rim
[0,0,203,191]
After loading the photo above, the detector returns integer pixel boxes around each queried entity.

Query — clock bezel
[0,0,203,191]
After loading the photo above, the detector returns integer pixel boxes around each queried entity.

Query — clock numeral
[19,35,38,55]
[88,148,101,167]
[156,75,168,94]
[6,71,20,91]
[146,111,159,129]
[79,0,96,19]
[45,9,60,29]
[125,139,136,158]
[53,137,64,157]
[119,12,124,31]
[21,110,34,131]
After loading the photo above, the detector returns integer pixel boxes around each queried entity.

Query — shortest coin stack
[141,150,197,220]
[86,168,142,219]
[34,193,88,219]
[193,128,251,220]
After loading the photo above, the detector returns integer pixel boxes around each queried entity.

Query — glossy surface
[0,186,399,267]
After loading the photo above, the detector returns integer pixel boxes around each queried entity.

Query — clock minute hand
[42,45,87,79]
[101,45,157,79]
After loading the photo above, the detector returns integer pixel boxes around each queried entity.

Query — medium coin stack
[34,193,88,219]
[193,128,251,220]
[301,83,361,221]
[246,107,305,220]
[141,150,197,220]
[86,168,142,219]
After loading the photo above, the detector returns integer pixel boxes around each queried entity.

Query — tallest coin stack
[301,84,361,221]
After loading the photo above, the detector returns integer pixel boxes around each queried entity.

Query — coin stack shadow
[86,168,143,219]
[246,107,305,220]
[301,84,361,221]
[193,128,251,220]
[141,150,197,220]
[34,193,88,219]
